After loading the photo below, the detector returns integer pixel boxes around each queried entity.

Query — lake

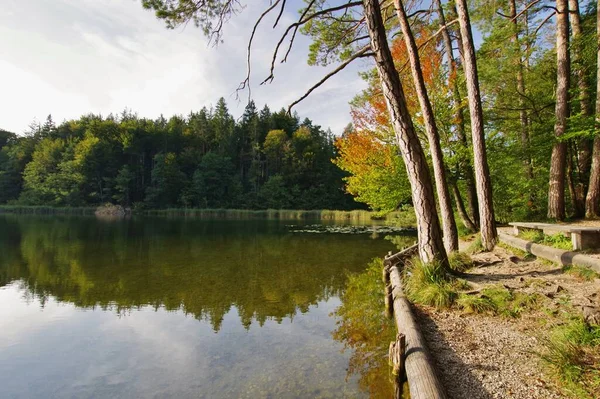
[0,215,411,398]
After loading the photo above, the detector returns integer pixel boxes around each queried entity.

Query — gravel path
[412,244,600,399]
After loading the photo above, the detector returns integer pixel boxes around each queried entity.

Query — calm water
[0,215,410,399]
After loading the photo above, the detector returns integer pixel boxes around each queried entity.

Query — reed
[0,205,96,215]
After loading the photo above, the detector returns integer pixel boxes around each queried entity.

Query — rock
[95,204,131,219]
[582,306,600,325]
[554,285,565,294]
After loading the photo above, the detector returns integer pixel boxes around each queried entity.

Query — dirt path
[414,244,600,399]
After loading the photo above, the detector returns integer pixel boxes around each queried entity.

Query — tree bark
[548,0,570,221]
[455,0,497,250]
[585,0,600,218]
[393,0,458,253]
[362,0,448,266]
[434,0,479,228]
[569,0,592,216]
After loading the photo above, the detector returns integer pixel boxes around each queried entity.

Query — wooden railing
[383,245,447,399]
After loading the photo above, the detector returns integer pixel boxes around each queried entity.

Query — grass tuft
[562,265,600,281]
[519,228,545,242]
[456,294,497,314]
[448,251,474,272]
[456,286,541,318]
[541,318,600,399]
[404,257,458,308]
[466,235,484,254]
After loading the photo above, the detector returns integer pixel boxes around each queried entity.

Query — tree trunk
[585,0,600,217]
[548,0,570,221]
[569,0,592,116]
[393,0,458,253]
[455,0,497,250]
[509,0,534,182]
[451,180,477,232]
[362,0,448,266]
[567,145,581,215]
[434,0,479,228]
[569,0,592,216]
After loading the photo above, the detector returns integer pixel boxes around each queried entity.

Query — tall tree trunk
[434,0,479,228]
[451,180,477,231]
[455,0,497,250]
[585,0,600,217]
[393,0,458,253]
[362,0,448,266]
[548,0,570,220]
[509,0,534,182]
[569,0,592,215]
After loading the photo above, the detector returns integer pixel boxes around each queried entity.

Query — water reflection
[0,215,411,398]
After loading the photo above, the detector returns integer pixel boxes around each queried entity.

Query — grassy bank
[0,206,416,225]
[0,205,97,215]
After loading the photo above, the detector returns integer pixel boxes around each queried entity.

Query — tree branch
[287,45,371,113]
[273,0,287,28]
[281,0,318,64]
[236,0,283,101]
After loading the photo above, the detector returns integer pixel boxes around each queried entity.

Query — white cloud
[0,0,368,135]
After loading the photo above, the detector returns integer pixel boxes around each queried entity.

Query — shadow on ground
[412,305,493,399]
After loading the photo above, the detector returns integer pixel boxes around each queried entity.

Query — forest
[0,100,357,210]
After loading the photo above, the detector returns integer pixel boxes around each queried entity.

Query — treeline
[0,99,357,210]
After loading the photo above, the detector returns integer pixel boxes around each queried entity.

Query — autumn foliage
[335,30,444,212]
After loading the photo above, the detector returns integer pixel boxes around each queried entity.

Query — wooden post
[383,263,393,318]
[390,333,407,399]
[389,333,406,376]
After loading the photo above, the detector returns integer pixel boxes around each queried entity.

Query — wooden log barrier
[384,244,418,268]
[388,264,447,399]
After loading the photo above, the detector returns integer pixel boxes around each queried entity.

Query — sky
[0,0,370,135]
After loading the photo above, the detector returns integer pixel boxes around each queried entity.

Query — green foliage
[113,165,134,206]
[541,234,573,251]
[519,229,545,242]
[141,0,237,41]
[541,318,600,399]
[518,229,573,251]
[145,152,187,208]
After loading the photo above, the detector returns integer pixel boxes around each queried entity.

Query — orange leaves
[334,129,394,174]
[351,27,444,136]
